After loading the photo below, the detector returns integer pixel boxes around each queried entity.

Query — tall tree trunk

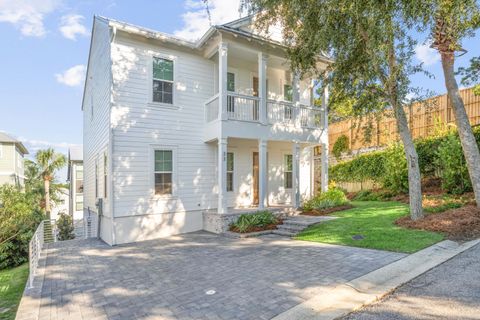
[441,52,480,207]
[44,178,51,219]
[393,101,424,220]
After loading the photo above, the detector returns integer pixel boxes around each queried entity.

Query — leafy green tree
[243,0,425,219]
[35,148,66,218]
[0,185,44,269]
[415,0,480,206]
[25,158,65,212]
[457,56,480,96]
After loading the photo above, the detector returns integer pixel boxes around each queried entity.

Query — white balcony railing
[268,100,324,128]
[227,92,260,122]
[204,93,324,129]
[205,93,219,123]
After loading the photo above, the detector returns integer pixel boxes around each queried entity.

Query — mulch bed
[396,205,480,241]
[302,204,354,216]
[229,220,283,234]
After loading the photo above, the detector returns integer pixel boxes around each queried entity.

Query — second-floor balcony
[205,92,324,129]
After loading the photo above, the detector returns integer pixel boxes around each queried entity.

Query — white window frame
[283,153,293,189]
[150,145,178,199]
[148,53,179,109]
[0,144,2,159]
[226,151,235,192]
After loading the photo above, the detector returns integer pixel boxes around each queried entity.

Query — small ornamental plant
[57,212,75,241]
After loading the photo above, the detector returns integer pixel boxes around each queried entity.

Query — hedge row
[330,126,480,194]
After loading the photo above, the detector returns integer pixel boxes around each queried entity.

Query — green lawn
[0,264,28,320]
[296,201,444,253]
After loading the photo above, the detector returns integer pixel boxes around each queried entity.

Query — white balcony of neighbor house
[203,41,327,144]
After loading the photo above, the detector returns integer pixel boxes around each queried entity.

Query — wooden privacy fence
[328,87,480,152]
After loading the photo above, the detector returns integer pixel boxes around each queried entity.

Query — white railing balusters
[226,92,260,122]
[204,93,323,128]
[28,220,45,288]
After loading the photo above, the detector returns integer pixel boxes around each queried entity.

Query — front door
[252,152,259,205]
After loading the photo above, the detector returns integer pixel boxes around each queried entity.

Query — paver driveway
[18,232,405,320]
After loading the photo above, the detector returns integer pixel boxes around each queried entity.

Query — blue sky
[0,0,478,181]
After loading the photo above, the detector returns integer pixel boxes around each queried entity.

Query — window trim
[283,153,293,189]
[0,144,2,159]
[148,53,179,109]
[75,165,84,195]
[150,145,178,199]
[226,151,235,192]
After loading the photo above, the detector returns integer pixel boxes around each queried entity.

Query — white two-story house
[83,15,330,245]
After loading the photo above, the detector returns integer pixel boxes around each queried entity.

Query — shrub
[330,126,480,195]
[332,134,350,159]
[303,187,349,211]
[381,143,409,194]
[330,151,385,183]
[353,189,396,201]
[57,212,75,241]
[435,134,472,194]
[0,185,44,269]
[230,211,278,233]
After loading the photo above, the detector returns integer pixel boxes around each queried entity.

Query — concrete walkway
[16,232,404,320]
[343,242,480,320]
[271,239,480,320]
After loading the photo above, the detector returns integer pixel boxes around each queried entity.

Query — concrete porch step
[272,229,299,237]
[277,224,306,232]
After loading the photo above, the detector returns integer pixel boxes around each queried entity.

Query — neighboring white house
[83,15,330,245]
[0,132,28,186]
[67,146,83,220]
[50,188,69,221]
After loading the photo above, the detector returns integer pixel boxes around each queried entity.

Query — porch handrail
[28,220,46,288]
[228,92,260,101]
[204,93,220,106]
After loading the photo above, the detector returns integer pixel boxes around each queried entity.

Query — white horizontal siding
[83,18,112,218]
[111,33,217,217]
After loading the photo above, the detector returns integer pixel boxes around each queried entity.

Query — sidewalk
[273,239,480,320]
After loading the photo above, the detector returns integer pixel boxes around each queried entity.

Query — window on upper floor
[227,72,235,92]
[75,166,84,194]
[284,154,293,189]
[153,57,174,104]
[0,144,3,159]
[154,150,173,195]
[284,84,293,102]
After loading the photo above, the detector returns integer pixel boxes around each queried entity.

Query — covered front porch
[211,137,328,215]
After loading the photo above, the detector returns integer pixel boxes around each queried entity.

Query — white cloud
[415,41,441,66]
[19,137,79,150]
[174,0,244,41]
[59,14,89,40]
[0,0,61,37]
[55,64,86,87]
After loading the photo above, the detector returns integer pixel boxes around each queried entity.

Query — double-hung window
[284,154,293,189]
[153,57,174,104]
[226,152,234,192]
[227,72,235,113]
[283,84,294,120]
[154,150,173,195]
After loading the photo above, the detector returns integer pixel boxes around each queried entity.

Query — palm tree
[35,148,66,218]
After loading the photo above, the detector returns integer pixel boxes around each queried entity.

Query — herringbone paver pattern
[18,232,405,320]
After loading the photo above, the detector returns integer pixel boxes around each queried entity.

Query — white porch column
[320,83,329,192]
[218,42,228,121]
[292,142,301,208]
[258,52,268,124]
[258,139,268,209]
[218,138,228,213]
